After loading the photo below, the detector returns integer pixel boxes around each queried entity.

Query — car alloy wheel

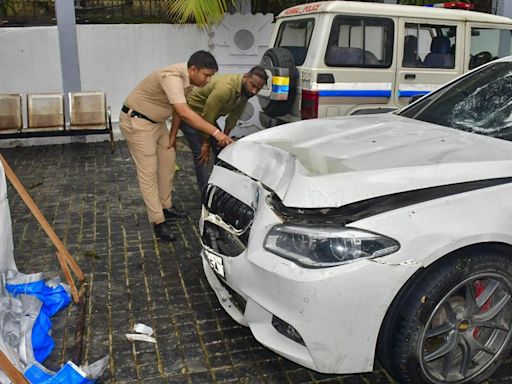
[419,272,512,383]
[378,250,512,384]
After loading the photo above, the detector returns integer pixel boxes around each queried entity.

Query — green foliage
[164,0,236,28]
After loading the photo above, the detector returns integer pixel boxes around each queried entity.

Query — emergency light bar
[424,2,475,10]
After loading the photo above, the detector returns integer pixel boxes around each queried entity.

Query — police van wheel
[258,48,297,118]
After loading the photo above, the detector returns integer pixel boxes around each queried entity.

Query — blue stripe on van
[398,90,431,98]
[272,85,289,94]
[318,90,392,97]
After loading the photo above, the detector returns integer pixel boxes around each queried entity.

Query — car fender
[353,182,512,269]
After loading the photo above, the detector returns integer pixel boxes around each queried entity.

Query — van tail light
[301,90,319,119]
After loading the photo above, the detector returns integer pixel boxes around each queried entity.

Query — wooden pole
[0,350,29,384]
[0,154,83,303]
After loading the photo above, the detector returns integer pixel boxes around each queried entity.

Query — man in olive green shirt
[170,65,267,194]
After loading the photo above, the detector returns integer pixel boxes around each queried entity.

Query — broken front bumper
[199,165,420,374]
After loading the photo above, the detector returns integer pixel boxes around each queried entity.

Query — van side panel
[260,2,512,127]
[301,13,398,118]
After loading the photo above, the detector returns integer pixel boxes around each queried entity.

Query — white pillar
[496,0,512,18]
[231,0,252,14]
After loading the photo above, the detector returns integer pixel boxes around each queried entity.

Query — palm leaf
[164,0,236,28]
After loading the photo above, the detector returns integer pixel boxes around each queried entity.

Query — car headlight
[264,224,400,268]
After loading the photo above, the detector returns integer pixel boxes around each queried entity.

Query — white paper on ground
[133,323,154,336]
[125,333,156,343]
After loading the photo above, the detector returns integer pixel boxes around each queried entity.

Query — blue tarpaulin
[6,276,71,363]
[25,361,95,384]
[1,273,108,383]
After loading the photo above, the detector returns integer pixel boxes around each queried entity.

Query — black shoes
[155,206,187,241]
[163,206,188,219]
[154,221,176,242]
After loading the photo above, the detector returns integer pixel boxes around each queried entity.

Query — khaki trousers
[119,112,176,224]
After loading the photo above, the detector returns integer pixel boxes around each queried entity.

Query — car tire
[258,48,298,118]
[378,249,512,384]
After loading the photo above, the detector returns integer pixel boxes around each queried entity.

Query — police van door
[395,18,464,107]
[319,14,396,117]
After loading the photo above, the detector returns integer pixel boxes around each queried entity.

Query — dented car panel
[218,114,512,208]
[200,58,512,377]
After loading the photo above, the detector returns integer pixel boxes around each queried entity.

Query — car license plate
[205,249,225,278]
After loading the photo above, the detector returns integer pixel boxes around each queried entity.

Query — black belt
[121,105,158,124]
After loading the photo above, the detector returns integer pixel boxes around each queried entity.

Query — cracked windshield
[400,62,512,140]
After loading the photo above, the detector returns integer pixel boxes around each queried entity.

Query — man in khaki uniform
[120,51,232,242]
[169,65,267,194]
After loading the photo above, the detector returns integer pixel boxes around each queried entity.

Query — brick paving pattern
[2,140,512,383]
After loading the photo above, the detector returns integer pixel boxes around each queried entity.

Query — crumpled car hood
[217,114,512,208]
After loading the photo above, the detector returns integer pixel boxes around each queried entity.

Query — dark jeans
[180,121,221,195]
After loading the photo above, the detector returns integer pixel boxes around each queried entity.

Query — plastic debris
[133,323,153,336]
[125,334,156,343]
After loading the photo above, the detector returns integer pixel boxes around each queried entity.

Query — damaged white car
[200,57,512,384]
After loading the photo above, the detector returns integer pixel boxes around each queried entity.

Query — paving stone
[3,140,510,383]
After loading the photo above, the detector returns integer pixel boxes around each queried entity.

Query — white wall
[78,24,210,123]
[0,24,208,127]
[0,27,63,94]
[0,17,273,146]
[496,0,512,18]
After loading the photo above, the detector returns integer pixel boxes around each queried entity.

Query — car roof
[277,1,512,24]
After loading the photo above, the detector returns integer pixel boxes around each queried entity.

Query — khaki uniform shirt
[124,63,192,123]
[187,74,248,132]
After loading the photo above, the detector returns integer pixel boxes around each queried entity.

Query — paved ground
[2,140,512,384]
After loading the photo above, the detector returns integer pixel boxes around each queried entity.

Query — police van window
[403,23,456,69]
[324,16,394,68]
[275,18,315,66]
[469,28,512,69]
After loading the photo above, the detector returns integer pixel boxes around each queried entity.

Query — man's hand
[198,143,210,166]
[168,130,177,149]
[214,131,234,147]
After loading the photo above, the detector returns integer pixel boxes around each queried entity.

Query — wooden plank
[0,350,29,384]
[0,154,84,303]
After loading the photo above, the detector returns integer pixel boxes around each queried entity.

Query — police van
[258,1,512,127]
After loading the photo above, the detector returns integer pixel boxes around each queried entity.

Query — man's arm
[173,103,232,147]
[168,111,181,149]
[161,72,232,146]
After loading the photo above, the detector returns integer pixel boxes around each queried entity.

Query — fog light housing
[272,315,305,346]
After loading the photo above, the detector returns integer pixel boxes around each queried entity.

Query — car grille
[203,185,254,232]
[202,221,246,257]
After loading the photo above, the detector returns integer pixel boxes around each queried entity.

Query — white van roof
[277,1,512,24]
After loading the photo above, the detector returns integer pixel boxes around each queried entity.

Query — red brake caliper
[473,280,492,337]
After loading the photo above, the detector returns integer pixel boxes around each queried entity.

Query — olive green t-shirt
[187,73,248,132]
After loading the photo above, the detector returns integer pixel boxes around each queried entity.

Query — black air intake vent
[203,185,254,232]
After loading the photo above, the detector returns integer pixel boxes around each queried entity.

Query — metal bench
[0,91,114,152]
